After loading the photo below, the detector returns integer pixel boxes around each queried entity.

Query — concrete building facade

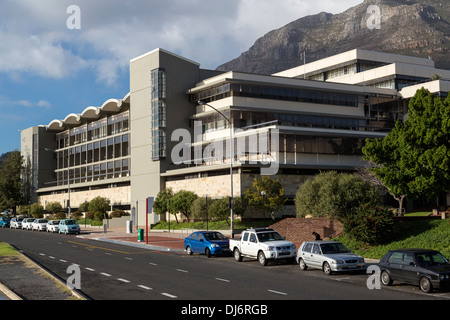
[21,48,450,226]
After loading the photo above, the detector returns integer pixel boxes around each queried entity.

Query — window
[151,68,167,160]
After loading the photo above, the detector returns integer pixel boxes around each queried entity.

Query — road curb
[0,282,22,300]
[82,236,185,253]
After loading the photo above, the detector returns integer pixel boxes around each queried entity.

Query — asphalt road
[1,227,449,302]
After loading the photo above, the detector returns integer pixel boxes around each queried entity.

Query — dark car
[184,231,230,257]
[379,249,450,293]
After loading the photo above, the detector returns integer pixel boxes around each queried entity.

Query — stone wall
[38,185,130,210]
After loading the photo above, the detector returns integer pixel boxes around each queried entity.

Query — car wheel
[258,251,267,266]
[186,246,193,255]
[233,248,242,262]
[205,248,211,258]
[419,277,433,293]
[323,262,332,275]
[299,258,307,271]
[381,271,393,286]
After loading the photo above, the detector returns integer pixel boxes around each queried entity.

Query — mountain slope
[217,0,450,74]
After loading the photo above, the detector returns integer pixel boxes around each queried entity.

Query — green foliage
[70,211,83,220]
[153,188,174,216]
[30,203,44,218]
[343,205,395,245]
[171,190,198,222]
[336,219,450,260]
[244,176,286,219]
[46,202,63,214]
[0,151,24,211]
[78,201,89,212]
[363,88,450,209]
[295,171,382,222]
[88,196,109,213]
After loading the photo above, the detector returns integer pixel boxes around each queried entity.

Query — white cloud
[0,0,363,85]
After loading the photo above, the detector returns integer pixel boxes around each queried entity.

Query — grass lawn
[0,242,19,256]
[335,219,450,260]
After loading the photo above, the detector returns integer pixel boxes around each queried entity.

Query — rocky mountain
[217,0,450,74]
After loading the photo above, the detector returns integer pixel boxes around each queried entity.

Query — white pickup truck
[230,228,296,266]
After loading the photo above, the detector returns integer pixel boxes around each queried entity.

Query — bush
[54,212,67,219]
[109,209,126,218]
[85,211,95,220]
[94,211,106,221]
[70,211,83,220]
[343,206,394,245]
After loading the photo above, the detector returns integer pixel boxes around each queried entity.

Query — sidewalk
[77,226,187,252]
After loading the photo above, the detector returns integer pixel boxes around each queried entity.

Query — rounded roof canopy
[46,92,130,132]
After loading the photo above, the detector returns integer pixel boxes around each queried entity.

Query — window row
[56,111,129,148]
[56,159,130,186]
[57,134,129,169]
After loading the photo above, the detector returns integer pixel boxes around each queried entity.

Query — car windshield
[320,243,351,254]
[203,232,227,241]
[66,219,77,225]
[3,217,11,221]
[257,231,284,242]
[415,252,449,266]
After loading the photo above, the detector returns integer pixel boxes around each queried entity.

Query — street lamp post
[198,100,234,237]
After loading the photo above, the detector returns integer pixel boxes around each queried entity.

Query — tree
[244,176,286,219]
[295,171,382,222]
[153,188,178,223]
[88,196,110,221]
[0,151,24,213]
[46,201,63,214]
[30,203,44,218]
[171,190,198,222]
[363,88,450,213]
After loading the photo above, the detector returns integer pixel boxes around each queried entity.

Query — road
[1,227,448,302]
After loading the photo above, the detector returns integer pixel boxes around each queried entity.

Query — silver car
[296,241,366,275]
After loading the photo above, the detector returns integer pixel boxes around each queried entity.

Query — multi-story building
[21,48,450,225]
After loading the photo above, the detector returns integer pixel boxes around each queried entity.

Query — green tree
[46,201,63,214]
[171,190,198,222]
[0,151,24,213]
[295,171,382,222]
[30,203,44,218]
[363,88,450,213]
[78,201,90,212]
[153,188,178,223]
[244,176,286,219]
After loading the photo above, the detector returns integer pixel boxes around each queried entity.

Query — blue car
[184,231,230,257]
[0,217,11,228]
[58,219,80,235]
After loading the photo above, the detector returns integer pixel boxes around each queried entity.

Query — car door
[310,243,323,268]
[400,252,419,284]
[242,233,258,257]
[299,242,313,265]
[195,233,206,253]
[386,251,403,280]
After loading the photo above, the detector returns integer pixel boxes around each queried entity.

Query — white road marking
[118,278,130,283]
[85,268,95,272]
[60,259,67,263]
[161,293,177,299]
[268,289,287,296]
[100,272,112,277]
[176,269,188,273]
[216,278,231,283]
[149,262,157,266]
[138,285,152,290]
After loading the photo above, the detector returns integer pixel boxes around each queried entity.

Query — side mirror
[409,262,416,267]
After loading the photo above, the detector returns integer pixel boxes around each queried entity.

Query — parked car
[10,217,23,229]
[184,231,230,257]
[21,218,35,230]
[0,217,11,228]
[230,228,296,265]
[379,249,450,293]
[46,220,60,233]
[31,219,48,231]
[296,240,366,275]
[58,219,80,234]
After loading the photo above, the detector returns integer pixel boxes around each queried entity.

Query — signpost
[145,197,154,244]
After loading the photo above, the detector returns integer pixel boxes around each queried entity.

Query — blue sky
[0,0,362,155]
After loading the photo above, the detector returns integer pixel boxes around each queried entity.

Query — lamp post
[45,148,71,218]
[260,190,266,222]
[198,100,234,237]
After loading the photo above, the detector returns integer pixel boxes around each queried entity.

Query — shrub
[94,211,106,221]
[54,212,67,219]
[343,206,394,245]
[85,211,95,220]
[109,209,126,218]
[70,211,83,220]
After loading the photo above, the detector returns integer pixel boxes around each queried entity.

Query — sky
[0,0,363,155]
